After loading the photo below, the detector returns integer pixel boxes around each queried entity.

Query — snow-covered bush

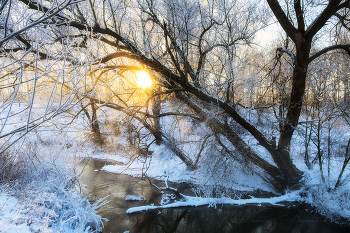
[301,158,350,223]
[0,150,27,183]
[1,181,106,232]
[0,132,107,232]
[306,186,350,222]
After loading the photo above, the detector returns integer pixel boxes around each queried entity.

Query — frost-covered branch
[0,0,76,47]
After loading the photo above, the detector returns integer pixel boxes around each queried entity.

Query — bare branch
[334,12,350,31]
[294,0,305,31]
[145,112,201,120]
[306,0,342,39]
[196,21,216,77]
[266,0,297,41]
[308,44,350,63]
[0,0,74,47]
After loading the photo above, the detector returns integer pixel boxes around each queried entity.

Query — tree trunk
[82,100,104,145]
[90,101,104,145]
[274,36,311,187]
[152,94,162,145]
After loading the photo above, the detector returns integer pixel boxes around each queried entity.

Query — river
[77,159,350,233]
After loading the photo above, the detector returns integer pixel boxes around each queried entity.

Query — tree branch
[266,0,297,41]
[334,12,350,31]
[145,112,201,120]
[337,0,350,10]
[94,42,276,162]
[294,0,305,31]
[163,23,186,80]
[308,44,350,63]
[306,0,342,39]
[277,47,296,65]
[99,36,131,51]
[0,0,74,47]
[196,21,216,78]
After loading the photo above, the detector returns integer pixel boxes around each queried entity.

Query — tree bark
[152,92,162,145]
[90,101,104,145]
[273,37,311,186]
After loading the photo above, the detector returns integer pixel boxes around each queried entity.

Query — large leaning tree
[1,0,350,192]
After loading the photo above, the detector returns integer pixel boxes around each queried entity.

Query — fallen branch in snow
[126,190,303,214]
[146,176,186,199]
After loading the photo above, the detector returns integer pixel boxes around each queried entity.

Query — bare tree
[2,0,350,193]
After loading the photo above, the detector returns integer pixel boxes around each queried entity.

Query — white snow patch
[0,193,33,233]
[126,190,303,214]
[125,195,145,201]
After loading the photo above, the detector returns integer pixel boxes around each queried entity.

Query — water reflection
[77,159,350,233]
[131,205,350,233]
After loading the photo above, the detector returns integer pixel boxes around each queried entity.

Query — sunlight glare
[136,71,152,88]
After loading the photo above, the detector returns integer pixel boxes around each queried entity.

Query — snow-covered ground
[0,192,34,233]
[0,185,107,233]
[0,103,107,232]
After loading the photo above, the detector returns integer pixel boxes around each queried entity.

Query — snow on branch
[277,47,296,66]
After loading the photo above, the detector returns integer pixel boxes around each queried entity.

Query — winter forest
[1,0,350,232]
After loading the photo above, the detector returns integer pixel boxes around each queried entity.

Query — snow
[125,194,145,201]
[126,190,303,214]
[86,108,350,222]
[0,193,32,233]
[98,142,270,192]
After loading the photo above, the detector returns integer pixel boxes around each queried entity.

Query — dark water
[77,159,350,233]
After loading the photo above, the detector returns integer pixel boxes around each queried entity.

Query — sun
[136,71,152,89]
